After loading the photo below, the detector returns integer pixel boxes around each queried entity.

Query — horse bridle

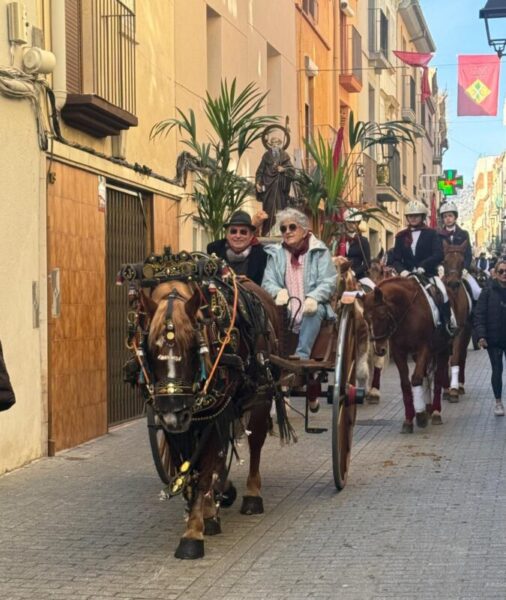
[368,287,421,342]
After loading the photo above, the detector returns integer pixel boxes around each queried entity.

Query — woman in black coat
[0,340,15,412]
[474,258,506,416]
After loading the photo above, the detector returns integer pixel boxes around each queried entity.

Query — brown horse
[362,277,451,432]
[333,256,370,397]
[442,241,473,401]
[139,272,284,559]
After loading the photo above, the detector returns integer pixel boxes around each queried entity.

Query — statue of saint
[255,126,295,236]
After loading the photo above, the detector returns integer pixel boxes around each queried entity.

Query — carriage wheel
[146,404,177,485]
[332,304,357,491]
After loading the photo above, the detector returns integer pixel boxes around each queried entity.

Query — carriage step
[269,355,333,373]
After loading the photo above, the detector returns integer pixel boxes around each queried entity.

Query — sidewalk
[1,348,505,600]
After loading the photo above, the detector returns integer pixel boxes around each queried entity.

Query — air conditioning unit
[340,0,355,18]
[304,55,319,78]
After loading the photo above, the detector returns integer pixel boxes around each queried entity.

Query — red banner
[458,55,501,116]
[393,51,433,103]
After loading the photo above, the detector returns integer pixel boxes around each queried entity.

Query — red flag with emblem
[458,55,501,116]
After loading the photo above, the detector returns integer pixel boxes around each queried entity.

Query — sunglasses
[280,223,298,234]
[497,269,506,275]
[228,228,250,236]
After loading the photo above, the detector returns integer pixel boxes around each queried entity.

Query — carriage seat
[275,305,336,364]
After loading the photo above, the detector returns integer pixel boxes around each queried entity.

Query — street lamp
[378,130,399,164]
[479,0,506,58]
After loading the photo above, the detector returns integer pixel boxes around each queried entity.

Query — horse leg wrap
[450,365,459,389]
[371,367,382,390]
[412,385,425,413]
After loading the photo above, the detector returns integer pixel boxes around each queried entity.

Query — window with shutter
[61,0,138,138]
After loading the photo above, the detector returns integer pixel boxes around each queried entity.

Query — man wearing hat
[207,210,268,285]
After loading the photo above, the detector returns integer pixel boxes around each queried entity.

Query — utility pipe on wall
[50,0,66,110]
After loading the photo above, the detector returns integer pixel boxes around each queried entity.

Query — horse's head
[443,240,467,289]
[144,281,206,433]
[362,286,392,357]
[368,260,385,284]
[333,257,358,294]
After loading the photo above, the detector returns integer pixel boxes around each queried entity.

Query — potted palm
[297,112,422,246]
[151,80,279,241]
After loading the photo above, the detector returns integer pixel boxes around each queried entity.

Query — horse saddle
[411,273,443,306]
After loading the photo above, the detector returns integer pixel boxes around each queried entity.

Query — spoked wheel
[332,303,358,491]
[146,404,177,484]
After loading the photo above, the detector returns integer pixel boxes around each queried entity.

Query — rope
[201,272,239,395]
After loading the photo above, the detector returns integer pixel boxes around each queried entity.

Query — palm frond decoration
[296,111,423,245]
[151,79,279,241]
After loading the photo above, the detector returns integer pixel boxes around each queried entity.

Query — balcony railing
[340,26,363,93]
[62,0,137,138]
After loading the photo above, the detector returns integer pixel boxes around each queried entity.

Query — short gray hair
[276,208,310,232]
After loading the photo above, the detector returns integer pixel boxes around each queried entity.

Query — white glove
[400,270,410,277]
[275,288,289,306]
[303,297,318,315]
[415,267,425,275]
[463,268,469,277]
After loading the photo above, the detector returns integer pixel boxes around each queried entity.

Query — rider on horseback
[437,201,482,301]
[391,199,456,337]
[341,209,373,288]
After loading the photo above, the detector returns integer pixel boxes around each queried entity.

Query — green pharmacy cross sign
[437,169,464,196]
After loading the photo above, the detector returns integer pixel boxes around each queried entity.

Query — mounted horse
[121,249,293,559]
[442,241,473,401]
[362,276,451,432]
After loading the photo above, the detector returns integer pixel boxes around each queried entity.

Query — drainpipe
[333,0,340,130]
[50,0,67,110]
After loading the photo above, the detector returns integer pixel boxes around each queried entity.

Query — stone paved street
[1,348,506,600]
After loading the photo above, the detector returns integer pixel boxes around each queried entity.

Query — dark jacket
[0,341,15,412]
[392,227,443,276]
[207,239,268,286]
[346,235,371,279]
[437,225,472,269]
[473,280,506,348]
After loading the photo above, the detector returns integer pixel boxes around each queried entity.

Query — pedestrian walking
[473,258,506,416]
[0,340,15,412]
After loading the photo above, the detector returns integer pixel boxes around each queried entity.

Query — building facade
[0,0,299,473]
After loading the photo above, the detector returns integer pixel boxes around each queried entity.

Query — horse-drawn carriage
[120,248,363,558]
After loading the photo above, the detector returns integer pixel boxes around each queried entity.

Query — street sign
[437,169,464,196]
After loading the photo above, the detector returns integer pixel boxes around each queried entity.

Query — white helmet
[343,208,362,223]
[405,199,428,216]
[439,201,458,217]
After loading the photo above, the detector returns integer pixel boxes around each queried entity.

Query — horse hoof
[220,483,237,508]
[240,495,264,515]
[458,385,465,395]
[174,538,204,560]
[431,412,443,425]
[448,391,459,403]
[309,399,320,413]
[415,411,428,428]
[401,422,414,434]
[367,389,380,404]
[204,517,222,536]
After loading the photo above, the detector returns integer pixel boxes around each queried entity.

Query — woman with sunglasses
[207,210,268,285]
[262,208,337,358]
[473,259,506,416]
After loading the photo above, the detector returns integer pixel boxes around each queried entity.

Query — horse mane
[148,281,197,360]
